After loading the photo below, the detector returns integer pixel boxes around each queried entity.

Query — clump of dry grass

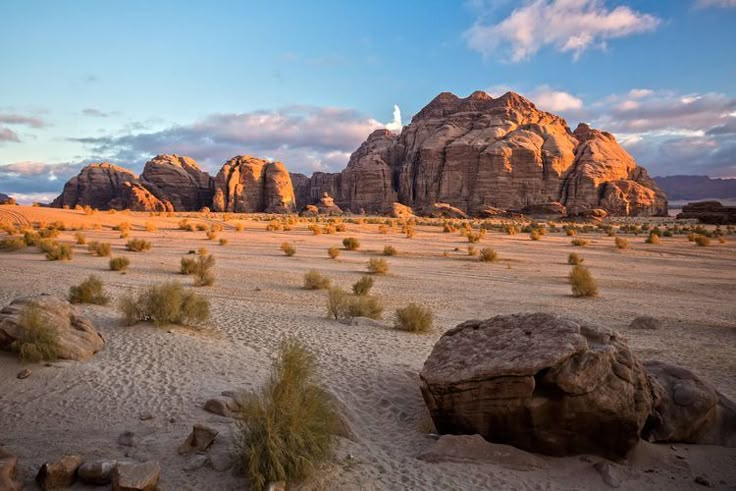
[352,276,374,296]
[479,248,497,262]
[394,303,433,333]
[383,245,397,256]
[126,238,152,252]
[234,339,338,491]
[0,237,26,251]
[568,252,584,265]
[467,246,478,256]
[45,243,73,261]
[645,233,661,245]
[68,275,109,305]
[571,238,589,247]
[529,230,541,241]
[206,230,219,241]
[615,237,629,249]
[308,224,321,235]
[304,270,331,290]
[118,281,210,326]
[280,242,296,256]
[694,235,711,247]
[327,247,340,259]
[11,305,59,363]
[144,221,158,232]
[568,265,598,297]
[88,241,111,257]
[367,258,389,274]
[74,232,86,245]
[219,238,229,246]
[110,256,130,271]
[326,286,383,320]
[342,237,360,250]
[180,256,198,274]
[234,222,246,232]
[192,255,216,287]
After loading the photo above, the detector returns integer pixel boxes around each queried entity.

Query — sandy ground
[0,205,735,490]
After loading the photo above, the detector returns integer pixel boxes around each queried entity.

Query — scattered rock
[520,202,567,217]
[694,475,713,487]
[117,431,137,447]
[16,368,31,379]
[207,447,235,472]
[178,424,218,454]
[593,461,621,488]
[138,412,153,421]
[420,313,653,458]
[0,295,105,361]
[36,454,82,490]
[421,203,467,218]
[390,202,414,219]
[183,455,208,471]
[204,397,239,418]
[629,316,662,330]
[112,461,160,491]
[339,316,384,328]
[0,447,21,491]
[78,460,117,485]
[417,434,546,470]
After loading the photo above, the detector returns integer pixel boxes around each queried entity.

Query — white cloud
[385,105,403,132]
[628,89,654,98]
[528,86,583,112]
[464,0,660,62]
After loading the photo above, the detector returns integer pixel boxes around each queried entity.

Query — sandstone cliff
[140,154,214,211]
[212,155,296,213]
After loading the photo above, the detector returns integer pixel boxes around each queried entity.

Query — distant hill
[654,175,736,201]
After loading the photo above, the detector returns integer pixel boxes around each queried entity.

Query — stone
[676,201,736,224]
[212,155,296,213]
[300,204,320,217]
[183,455,208,471]
[339,316,384,328]
[36,454,82,490]
[520,202,567,217]
[0,295,105,361]
[178,424,218,454]
[204,397,240,418]
[629,316,662,330]
[420,203,468,218]
[16,368,31,379]
[267,482,286,491]
[419,313,654,458]
[138,412,153,421]
[416,434,546,470]
[117,431,137,447]
[390,202,414,218]
[0,447,21,491]
[594,461,621,488]
[78,460,117,485]
[112,461,160,491]
[140,154,214,211]
[694,475,713,487]
[316,192,342,215]
[644,360,736,447]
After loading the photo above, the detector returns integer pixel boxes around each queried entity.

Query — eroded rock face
[0,295,105,361]
[140,154,214,211]
[419,313,653,459]
[676,200,736,224]
[212,156,296,213]
[0,193,15,205]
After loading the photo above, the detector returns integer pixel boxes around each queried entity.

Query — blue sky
[1,0,735,202]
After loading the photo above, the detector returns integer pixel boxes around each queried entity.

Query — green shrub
[568,266,598,297]
[46,243,72,261]
[88,241,112,257]
[126,238,152,252]
[615,237,629,250]
[352,276,374,296]
[571,238,589,247]
[568,253,583,265]
[68,275,109,305]
[383,245,397,256]
[394,303,433,333]
[342,237,360,250]
[280,242,296,256]
[235,339,338,491]
[327,246,340,259]
[694,235,711,247]
[0,237,26,251]
[11,305,59,362]
[110,256,130,271]
[304,270,331,290]
[118,281,209,326]
[367,258,389,275]
[479,248,497,262]
[193,255,216,287]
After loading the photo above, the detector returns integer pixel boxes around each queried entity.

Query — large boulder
[676,200,736,224]
[140,154,214,211]
[0,295,105,361]
[419,313,653,459]
[112,461,159,491]
[36,455,82,490]
[644,361,736,447]
[212,155,296,213]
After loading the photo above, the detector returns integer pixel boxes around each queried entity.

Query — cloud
[528,86,583,112]
[0,113,46,128]
[464,0,660,61]
[695,0,736,7]
[82,108,112,117]
[0,161,87,202]
[385,105,403,132]
[0,128,20,143]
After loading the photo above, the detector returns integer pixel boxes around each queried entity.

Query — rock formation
[0,193,15,205]
[212,155,296,213]
[676,200,736,224]
[140,154,214,211]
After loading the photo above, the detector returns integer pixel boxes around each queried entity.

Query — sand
[0,205,735,490]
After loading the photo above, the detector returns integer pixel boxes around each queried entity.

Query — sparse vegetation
[192,255,216,286]
[110,256,130,271]
[74,232,86,245]
[467,246,478,256]
[219,238,229,246]
[304,270,331,290]
[352,276,374,296]
[367,258,389,274]
[694,235,711,247]
[180,257,198,274]
[0,237,26,251]
[479,247,497,262]
[645,233,661,245]
[342,237,360,250]
[394,303,433,333]
[571,238,589,247]
[383,245,397,256]
[45,243,73,261]
[568,253,584,265]
[327,246,340,259]
[326,286,383,320]
[280,242,296,256]
[118,281,210,326]
[11,305,59,362]
[615,237,629,250]
[529,230,541,241]
[568,265,598,298]
[126,238,152,252]
[68,275,109,305]
[145,221,158,232]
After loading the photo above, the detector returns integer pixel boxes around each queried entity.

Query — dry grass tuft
[615,237,629,249]
[342,237,360,250]
[68,275,109,305]
[327,247,340,260]
[280,242,296,256]
[568,265,598,297]
[479,248,497,262]
[304,270,331,290]
[567,253,584,265]
[367,258,389,275]
[118,281,209,326]
[88,241,112,257]
[110,256,130,271]
[352,276,374,296]
[11,305,59,363]
[394,303,433,333]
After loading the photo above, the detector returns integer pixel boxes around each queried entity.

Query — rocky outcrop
[140,154,214,211]
[676,200,736,224]
[419,313,654,459]
[212,156,295,213]
[0,193,15,205]
[0,295,105,361]
[520,202,567,217]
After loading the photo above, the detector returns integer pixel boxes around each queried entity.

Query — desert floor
[0,205,735,490]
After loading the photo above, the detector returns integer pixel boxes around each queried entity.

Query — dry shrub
[615,237,629,249]
[23,230,40,246]
[383,245,397,256]
[219,238,229,246]
[85,241,110,257]
[571,238,589,247]
[694,235,711,247]
[394,303,433,333]
[569,265,598,298]
[235,222,245,232]
[114,222,131,233]
[0,237,26,251]
[367,258,389,275]
[466,232,481,243]
[322,225,336,235]
[529,230,541,241]
[68,275,109,305]
[74,232,86,245]
[479,248,497,262]
[280,242,296,256]
[196,223,208,232]
[352,276,374,296]
[265,220,283,231]
[467,246,477,256]
[327,247,340,259]
[198,247,209,256]
[326,286,349,320]
[335,223,347,232]
[235,339,338,491]
[378,224,389,234]
[505,224,518,235]
[181,257,198,274]
[326,286,383,320]
[11,305,59,362]
[46,243,73,261]
[110,256,130,271]
[566,228,577,236]
[308,224,321,235]
[568,253,584,265]
[126,238,152,252]
[145,222,158,232]
[645,233,661,245]
[304,270,331,290]
[342,237,360,250]
[118,281,209,326]
[179,219,195,231]
[192,255,216,286]
[206,230,218,241]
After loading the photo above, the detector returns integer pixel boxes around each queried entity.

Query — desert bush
[87,241,110,257]
[219,238,228,246]
[110,256,130,271]
[566,228,577,236]
[114,222,131,233]
[38,228,60,239]
[335,223,347,232]
[322,224,336,235]
[505,224,518,235]
[378,224,389,234]
[144,221,158,232]
[118,281,209,326]
[394,303,433,333]
[383,245,397,256]
[479,247,497,262]
[352,276,374,296]
[265,220,283,231]
[327,246,340,260]
[234,339,338,491]
[694,235,711,247]
[126,238,152,252]
[326,286,349,320]
[197,247,209,256]
[74,232,86,245]
[367,258,389,275]
[46,243,72,261]
[304,270,331,290]
[615,237,629,250]
[11,305,59,362]
[196,223,208,232]
[568,253,584,265]
[571,238,589,247]
[180,256,198,274]
[179,219,195,231]
[645,233,661,245]
[23,230,40,246]
[529,230,541,241]
[68,275,109,305]
[568,266,598,297]
[405,226,416,239]
[192,255,216,287]
[234,222,246,232]
[345,295,383,319]
[0,237,26,251]
[308,224,321,235]
[466,232,482,243]
[342,237,360,250]
[467,246,478,256]
[280,242,296,256]
[206,230,218,241]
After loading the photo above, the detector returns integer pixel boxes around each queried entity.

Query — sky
[1,0,735,203]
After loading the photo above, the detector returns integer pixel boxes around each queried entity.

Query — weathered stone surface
[420,203,468,218]
[419,313,653,458]
[36,454,82,490]
[178,424,218,454]
[204,397,241,418]
[0,193,15,205]
[390,202,414,219]
[0,447,21,491]
[645,361,736,447]
[78,460,117,485]
[417,434,546,470]
[316,193,342,215]
[212,155,296,213]
[0,295,105,361]
[520,202,567,217]
[140,154,214,211]
[676,200,736,224]
[112,461,159,491]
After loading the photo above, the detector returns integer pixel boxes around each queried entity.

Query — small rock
[117,431,137,447]
[178,424,218,454]
[78,460,117,485]
[16,369,31,379]
[138,412,153,421]
[694,476,712,487]
[593,462,621,488]
[267,482,286,491]
[204,398,233,417]
[112,460,160,491]
[0,447,22,491]
[36,455,82,490]
[183,455,208,471]
[169,417,176,423]
[629,316,662,330]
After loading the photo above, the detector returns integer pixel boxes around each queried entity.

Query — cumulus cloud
[528,86,583,112]
[385,105,403,132]
[0,128,20,143]
[0,161,87,202]
[464,0,660,61]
